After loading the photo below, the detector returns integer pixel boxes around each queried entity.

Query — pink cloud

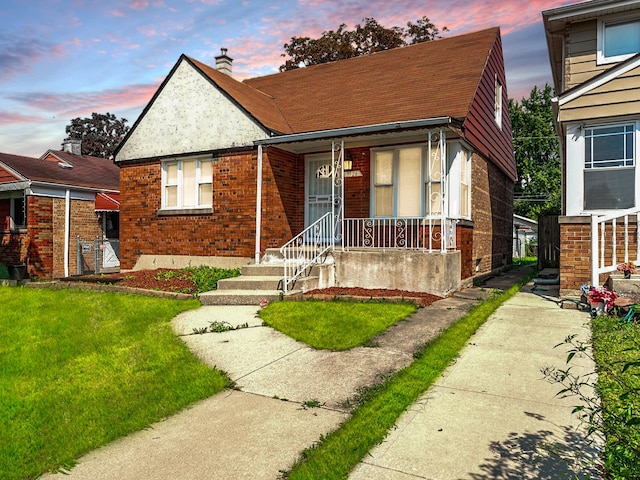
[0,111,43,126]
[7,83,162,119]
[128,0,149,10]
[111,9,126,17]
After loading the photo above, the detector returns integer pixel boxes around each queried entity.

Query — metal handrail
[280,212,333,293]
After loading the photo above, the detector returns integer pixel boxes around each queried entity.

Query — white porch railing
[280,212,333,293]
[342,217,457,252]
[591,207,640,286]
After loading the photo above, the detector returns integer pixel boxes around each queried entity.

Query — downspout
[64,189,70,278]
[255,144,263,264]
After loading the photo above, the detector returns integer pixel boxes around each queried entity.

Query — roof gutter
[254,117,454,146]
[29,180,119,194]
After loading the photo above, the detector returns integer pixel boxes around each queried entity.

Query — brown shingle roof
[0,151,119,191]
[186,56,293,134]
[193,27,499,135]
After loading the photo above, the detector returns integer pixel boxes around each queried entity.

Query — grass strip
[286,274,532,479]
[260,300,416,350]
[0,287,228,480]
[590,315,640,478]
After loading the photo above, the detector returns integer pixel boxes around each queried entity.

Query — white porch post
[255,144,263,264]
[591,214,599,287]
[330,139,344,250]
[64,189,70,277]
[439,128,447,252]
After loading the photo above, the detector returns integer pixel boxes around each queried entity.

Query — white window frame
[597,14,640,65]
[370,140,471,219]
[495,75,503,129]
[447,143,472,220]
[565,119,640,215]
[160,156,213,210]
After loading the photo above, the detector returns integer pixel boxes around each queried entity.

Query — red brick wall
[344,148,371,218]
[457,224,474,279]
[262,147,304,248]
[471,153,514,275]
[119,149,305,269]
[560,221,591,291]
[52,198,102,278]
[25,196,53,279]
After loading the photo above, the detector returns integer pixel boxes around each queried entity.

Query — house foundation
[332,250,461,297]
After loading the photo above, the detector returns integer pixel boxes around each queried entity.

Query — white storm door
[305,155,333,230]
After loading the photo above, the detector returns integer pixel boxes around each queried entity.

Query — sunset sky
[0,0,574,157]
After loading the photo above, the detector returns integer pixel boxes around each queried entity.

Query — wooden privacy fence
[538,215,560,268]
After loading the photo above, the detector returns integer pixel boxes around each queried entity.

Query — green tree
[280,16,447,71]
[64,112,130,159]
[509,84,561,219]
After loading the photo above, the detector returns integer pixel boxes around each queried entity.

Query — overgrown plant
[542,322,640,479]
[192,320,249,335]
[154,266,241,295]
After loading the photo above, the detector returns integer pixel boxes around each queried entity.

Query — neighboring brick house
[0,141,120,280]
[115,28,515,296]
[543,0,640,293]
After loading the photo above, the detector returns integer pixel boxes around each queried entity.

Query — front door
[305,155,334,229]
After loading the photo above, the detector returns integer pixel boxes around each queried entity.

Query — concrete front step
[608,274,640,297]
[199,289,285,305]
[218,275,283,291]
[240,263,284,277]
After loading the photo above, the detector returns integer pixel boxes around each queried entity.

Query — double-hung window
[162,157,212,210]
[371,140,470,218]
[598,16,640,64]
[373,145,437,218]
[583,123,635,210]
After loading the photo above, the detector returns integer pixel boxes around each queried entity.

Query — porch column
[255,144,263,264]
[64,189,70,277]
[331,139,344,250]
[439,128,447,252]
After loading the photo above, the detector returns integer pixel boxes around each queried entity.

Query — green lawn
[259,300,417,350]
[591,315,640,479]
[0,287,228,480]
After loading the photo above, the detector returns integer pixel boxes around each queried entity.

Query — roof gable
[115,56,275,162]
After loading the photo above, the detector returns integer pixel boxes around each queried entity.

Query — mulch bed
[302,287,442,307]
[56,271,443,306]
[59,269,198,296]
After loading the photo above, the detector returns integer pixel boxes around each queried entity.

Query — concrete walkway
[42,267,601,479]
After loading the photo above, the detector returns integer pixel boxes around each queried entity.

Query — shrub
[0,264,9,280]
[182,265,240,294]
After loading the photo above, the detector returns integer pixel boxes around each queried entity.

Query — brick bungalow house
[114,27,515,296]
[543,0,640,294]
[0,140,120,280]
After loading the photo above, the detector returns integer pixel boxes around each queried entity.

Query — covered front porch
[253,119,471,296]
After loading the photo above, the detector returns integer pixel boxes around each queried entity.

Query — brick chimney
[215,48,233,76]
[62,138,82,155]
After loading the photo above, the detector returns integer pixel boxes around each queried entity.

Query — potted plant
[617,261,636,279]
